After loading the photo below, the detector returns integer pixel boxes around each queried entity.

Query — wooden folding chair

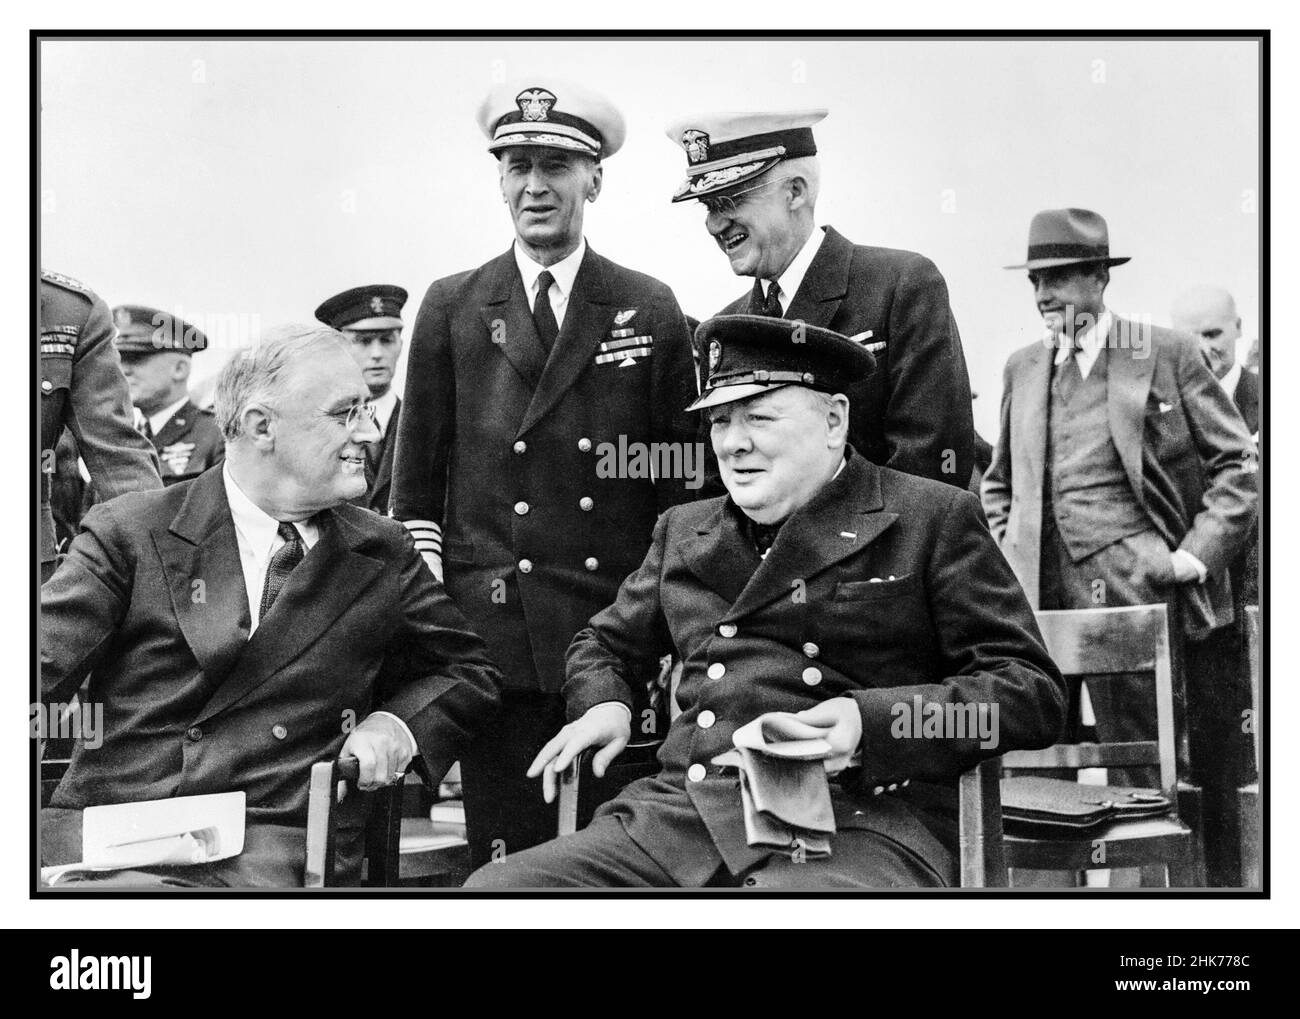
[994,604,1201,886]
[1239,605,1261,888]
[304,757,470,887]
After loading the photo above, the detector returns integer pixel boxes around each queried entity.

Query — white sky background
[40,35,1259,446]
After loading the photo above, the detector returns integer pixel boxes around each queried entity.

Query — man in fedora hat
[391,77,704,868]
[981,210,1256,841]
[315,285,408,515]
[464,315,1065,888]
[666,109,974,488]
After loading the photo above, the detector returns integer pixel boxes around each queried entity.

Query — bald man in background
[1171,284,1260,886]
[1171,286,1258,436]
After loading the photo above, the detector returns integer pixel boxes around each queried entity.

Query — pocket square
[1159,401,1173,413]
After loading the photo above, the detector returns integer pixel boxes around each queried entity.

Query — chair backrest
[1002,604,1177,795]
[303,756,402,887]
[1246,605,1261,776]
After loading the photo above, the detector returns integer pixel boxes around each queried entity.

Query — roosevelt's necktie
[259,522,305,618]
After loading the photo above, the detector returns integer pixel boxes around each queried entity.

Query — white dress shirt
[514,238,587,332]
[371,387,398,437]
[1218,361,1244,401]
[1052,309,1114,379]
[759,225,826,309]
[221,463,417,754]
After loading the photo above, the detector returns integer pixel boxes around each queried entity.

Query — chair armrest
[304,756,402,888]
[958,757,1008,888]
[558,741,663,837]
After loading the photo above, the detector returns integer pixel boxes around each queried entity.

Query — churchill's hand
[528,703,631,804]
[795,697,863,775]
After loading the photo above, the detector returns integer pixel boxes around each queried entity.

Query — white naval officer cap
[477,77,626,160]
[664,108,828,202]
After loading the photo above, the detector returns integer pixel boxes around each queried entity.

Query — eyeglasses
[699,177,795,218]
[332,401,378,432]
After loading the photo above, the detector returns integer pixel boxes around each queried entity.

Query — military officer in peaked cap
[666,109,975,488]
[466,315,1065,888]
[39,272,161,581]
[391,77,705,868]
[315,285,408,515]
[114,305,224,486]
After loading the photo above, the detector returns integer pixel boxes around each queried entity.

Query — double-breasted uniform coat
[391,243,705,862]
[470,451,1067,887]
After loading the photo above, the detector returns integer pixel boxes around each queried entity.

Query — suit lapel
[479,249,548,392]
[783,226,851,329]
[374,398,400,488]
[684,456,898,621]
[152,400,196,448]
[517,246,614,438]
[194,509,384,724]
[1015,343,1053,491]
[679,501,762,609]
[1105,318,1157,504]
[154,467,250,683]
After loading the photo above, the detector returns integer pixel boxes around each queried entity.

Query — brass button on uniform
[579,497,594,511]
[802,642,820,658]
[697,710,716,729]
[513,441,527,454]
[687,764,707,783]
[186,726,203,742]
[41,379,53,393]
[584,557,599,572]
[577,437,592,452]
[801,666,823,686]
[707,662,726,680]
[718,623,738,638]
[518,559,533,574]
[271,724,287,740]
[514,501,529,516]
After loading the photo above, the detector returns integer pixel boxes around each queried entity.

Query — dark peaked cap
[687,315,876,412]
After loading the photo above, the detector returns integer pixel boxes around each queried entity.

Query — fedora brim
[1003,255,1131,271]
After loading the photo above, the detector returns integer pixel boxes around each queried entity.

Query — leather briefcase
[1000,776,1173,835]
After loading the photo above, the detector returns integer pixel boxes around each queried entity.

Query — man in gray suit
[982,209,1257,826]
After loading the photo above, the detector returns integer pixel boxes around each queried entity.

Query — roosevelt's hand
[342,714,414,791]
[795,697,863,775]
[527,703,631,804]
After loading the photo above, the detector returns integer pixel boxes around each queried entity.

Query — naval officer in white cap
[666,108,975,488]
[391,76,705,868]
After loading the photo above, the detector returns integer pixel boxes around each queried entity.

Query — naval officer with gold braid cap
[390,76,705,868]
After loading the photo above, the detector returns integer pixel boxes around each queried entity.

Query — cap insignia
[682,129,710,165]
[517,88,557,123]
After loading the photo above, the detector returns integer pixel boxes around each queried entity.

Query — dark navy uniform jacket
[563,451,1067,885]
[392,245,705,694]
[719,226,974,488]
[152,399,225,485]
